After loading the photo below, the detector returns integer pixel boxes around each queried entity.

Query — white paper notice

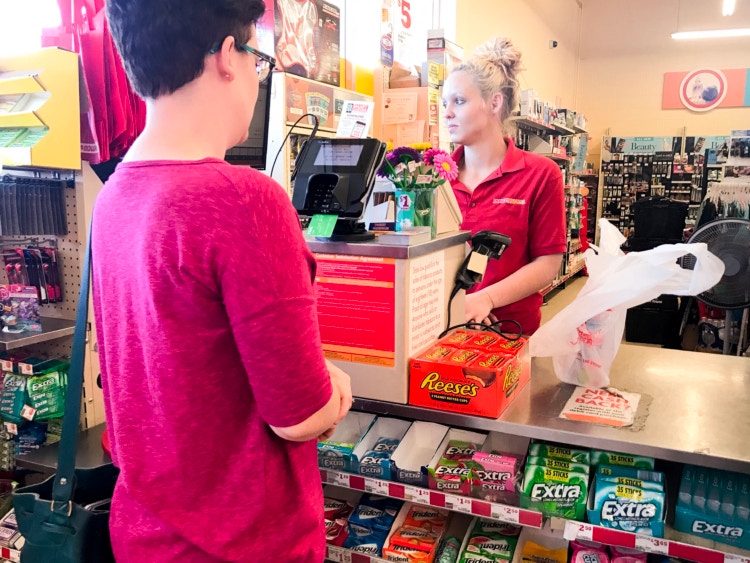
[336,100,375,138]
[407,252,446,357]
[396,120,425,146]
[560,387,641,427]
[383,92,418,124]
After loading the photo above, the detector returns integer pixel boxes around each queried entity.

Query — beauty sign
[663,68,750,112]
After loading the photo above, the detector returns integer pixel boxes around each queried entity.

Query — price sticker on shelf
[450,495,474,514]
[493,504,520,524]
[402,485,432,505]
[634,535,669,555]
[331,472,350,488]
[564,521,594,541]
[724,554,750,563]
[326,546,351,563]
[365,479,390,496]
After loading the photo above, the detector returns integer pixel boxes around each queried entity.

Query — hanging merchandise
[0,175,68,236]
[528,219,725,388]
[49,0,146,164]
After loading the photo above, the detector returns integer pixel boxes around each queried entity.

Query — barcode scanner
[453,230,512,294]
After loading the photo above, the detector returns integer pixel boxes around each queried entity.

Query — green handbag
[13,226,119,563]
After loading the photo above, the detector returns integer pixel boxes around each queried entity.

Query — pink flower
[433,153,458,182]
[423,148,441,165]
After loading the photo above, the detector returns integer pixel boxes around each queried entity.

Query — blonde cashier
[444,37,567,335]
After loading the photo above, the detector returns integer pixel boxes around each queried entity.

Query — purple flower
[391,146,421,164]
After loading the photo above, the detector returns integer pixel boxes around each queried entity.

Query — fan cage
[682,218,750,310]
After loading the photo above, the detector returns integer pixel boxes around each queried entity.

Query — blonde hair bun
[473,37,523,80]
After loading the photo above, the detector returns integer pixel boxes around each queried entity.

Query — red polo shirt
[451,138,567,334]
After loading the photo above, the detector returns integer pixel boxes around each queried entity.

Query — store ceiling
[526,0,750,59]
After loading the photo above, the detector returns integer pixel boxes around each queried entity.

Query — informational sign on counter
[560,387,641,427]
[314,254,396,367]
[407,251,446,357]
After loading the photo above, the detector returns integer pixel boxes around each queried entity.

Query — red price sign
[634,535,669,555]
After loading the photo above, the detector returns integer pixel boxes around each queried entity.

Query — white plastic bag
[529,219,725,388]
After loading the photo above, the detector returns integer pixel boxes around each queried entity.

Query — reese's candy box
[416,345,456,362]
[410,332,530,419]
[446,348,481,366]
[440,329,474,347]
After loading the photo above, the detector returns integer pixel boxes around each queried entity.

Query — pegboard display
[38,187,81,321]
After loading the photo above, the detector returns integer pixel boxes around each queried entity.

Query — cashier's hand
[465,290,498,326]
[317,360,353,442]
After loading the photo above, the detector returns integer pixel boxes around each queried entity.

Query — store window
[0,0,61,57]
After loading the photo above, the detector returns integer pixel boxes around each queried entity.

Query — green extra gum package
[521,464,589,521]
[528,443,590,464]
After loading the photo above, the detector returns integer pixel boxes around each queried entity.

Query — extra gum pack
[409,329,530,418]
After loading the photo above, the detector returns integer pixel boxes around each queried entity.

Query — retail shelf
[553,123,576,135]
[572,124,589,134]
[353,344,750,475]
[571,172,598,179]
[327,544,389,562]
[558,519,750,563]
[540,262,585,296]
[508,116,559,136]
[320,468,543,528]
[542,152,570,163]
[0,317,75,351]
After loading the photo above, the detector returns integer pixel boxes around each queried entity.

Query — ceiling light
[672,27,750,39]
[722,0,736,16]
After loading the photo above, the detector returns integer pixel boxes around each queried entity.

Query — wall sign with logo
[663,68,750,112]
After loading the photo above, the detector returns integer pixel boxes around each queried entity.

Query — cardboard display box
[409,330,531,418]
[390,421,450,489]
[352,417,412,480]
[318,411,376,472]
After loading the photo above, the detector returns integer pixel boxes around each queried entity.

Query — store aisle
[540,274,586,325]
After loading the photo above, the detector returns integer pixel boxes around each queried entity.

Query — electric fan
[681,218,750,354]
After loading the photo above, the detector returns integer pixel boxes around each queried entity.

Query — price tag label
[564,521,594,541]
[452,495,474,514]
[402,485,420,502]
[411,487,432,505]
[365,479,390,496]
[1,360,13,372]
[332,472,350,488]
[725,554,750,563]
[326,546,350,563]
[492,504,520,524]
[634,535,669,555]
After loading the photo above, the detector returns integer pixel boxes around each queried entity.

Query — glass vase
[413,188,436,239]
[394,189,415,232]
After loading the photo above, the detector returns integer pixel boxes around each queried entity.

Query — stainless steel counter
[355,344,750,474]
[306,231,471,259]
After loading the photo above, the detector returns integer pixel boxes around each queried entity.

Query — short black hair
[106,0,266,99]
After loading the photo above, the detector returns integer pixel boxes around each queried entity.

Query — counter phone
[292,138,387,241]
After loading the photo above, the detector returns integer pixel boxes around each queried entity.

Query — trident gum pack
[409,330,530,418]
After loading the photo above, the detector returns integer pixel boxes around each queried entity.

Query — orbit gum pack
[408,329,530,418]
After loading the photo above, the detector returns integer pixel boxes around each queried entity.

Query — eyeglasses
[209,42,276,84]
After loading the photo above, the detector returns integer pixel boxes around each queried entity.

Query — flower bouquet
[377,143,458,237]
